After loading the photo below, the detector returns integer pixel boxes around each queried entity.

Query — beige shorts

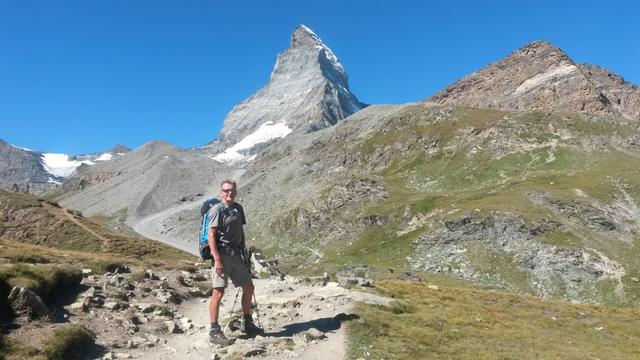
[211,254,252,288]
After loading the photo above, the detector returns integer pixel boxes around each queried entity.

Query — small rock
[427,285,439,290]
[131,336,146,345]
[259,337,294,349]
[165,321,179,334]
[146,334,159,344]
[136,303,155,313]
[103,353,115,360]
[115,354,131,359]
[286,309,299,319]
[145,270,159,280]
[179,317,193,331]
[69,301,86,312]
[84,287,97,298]
[104,302,120,311]
[301,328,326,343]
[282,299,301,308]
[226,343,266,357]
[82,269,93,276]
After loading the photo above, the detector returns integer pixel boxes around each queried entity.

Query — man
[207,179,262,346]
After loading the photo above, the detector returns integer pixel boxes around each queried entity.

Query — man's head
[220,179,237,205]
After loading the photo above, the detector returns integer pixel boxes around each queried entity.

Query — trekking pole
[224,287,242,332]
[252,292,261,327]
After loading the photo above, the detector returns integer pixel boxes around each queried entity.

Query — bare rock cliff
[428,41,640,120]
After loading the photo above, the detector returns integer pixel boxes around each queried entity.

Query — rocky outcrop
[428,41,640,121]
[0,139,132,195]
[8,287,53,321]
[210,24,366,164]
[0,139,54,193]
[410,214,626,302]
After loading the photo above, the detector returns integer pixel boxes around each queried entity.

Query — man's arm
[208,226,224,275]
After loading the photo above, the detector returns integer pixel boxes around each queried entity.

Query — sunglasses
[221,188,235,193]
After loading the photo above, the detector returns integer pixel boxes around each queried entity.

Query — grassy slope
[0,188,195,268]
[0,190,197,359]
[348,280,640,360]
[271,106,640,304]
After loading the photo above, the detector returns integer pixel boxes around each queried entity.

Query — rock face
[0,139,132,195]
[428,41,640,121]
[59,140,240,219]
[8,287,52,321]
[211,24,366,164]
[0,139,53,193]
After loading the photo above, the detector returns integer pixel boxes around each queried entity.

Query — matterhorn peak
[290,24,323,48]
[211,25,366,166]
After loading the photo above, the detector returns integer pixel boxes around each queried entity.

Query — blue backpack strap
[200,211,209,245]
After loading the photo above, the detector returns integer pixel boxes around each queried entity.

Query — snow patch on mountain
[10,143,33,151]
[41,153,95,178]
[95,153,113,161]
[213,121,293,164]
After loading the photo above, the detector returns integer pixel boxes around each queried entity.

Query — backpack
[199,198,222,260]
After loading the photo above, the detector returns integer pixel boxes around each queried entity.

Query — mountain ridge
[427,40,640,120]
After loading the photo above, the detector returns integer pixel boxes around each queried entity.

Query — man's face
[220,183,236,203]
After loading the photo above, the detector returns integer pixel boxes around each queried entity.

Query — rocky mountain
[0,139,51,193]
[3,160,638,360]
[233,102,640,305]
[428,41,640,121]
[51,39,640,307]
[210,24,366,165]
[56,141,243,246]
[0,139,130,194]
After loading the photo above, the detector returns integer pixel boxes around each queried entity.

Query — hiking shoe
[209,325,234,346]
[240,315,263,335]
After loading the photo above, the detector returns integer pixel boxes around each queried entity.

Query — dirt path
[112,278,391,360]
[42,202,112,251]
[130,198,204,255]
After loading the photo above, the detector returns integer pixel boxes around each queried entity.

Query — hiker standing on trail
[207,179,262,346]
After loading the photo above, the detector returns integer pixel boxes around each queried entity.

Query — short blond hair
[220,179,237,189]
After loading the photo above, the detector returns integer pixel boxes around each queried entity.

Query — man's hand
[214,259,224,276]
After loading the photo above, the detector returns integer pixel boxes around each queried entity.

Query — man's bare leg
[210,287,225,323]
[240,281,254,315]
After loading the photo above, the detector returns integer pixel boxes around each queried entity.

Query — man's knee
[211,287,225,299]
[241,281,254,293]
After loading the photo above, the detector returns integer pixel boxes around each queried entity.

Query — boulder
[8,287,52,321]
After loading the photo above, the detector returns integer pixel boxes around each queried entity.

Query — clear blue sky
[1,0,638,154]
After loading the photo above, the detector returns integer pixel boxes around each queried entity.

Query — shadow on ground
[263,313,359,338]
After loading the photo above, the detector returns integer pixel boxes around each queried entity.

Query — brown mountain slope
[427,41,640,121]
[0,188,192,262]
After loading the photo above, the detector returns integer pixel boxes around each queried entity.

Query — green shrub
[0,333,8,360]
[0,276,11,317]
[44,324,94,360]
[129,269,146,282]
[83,260,128,274]
[0,264,82,309]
